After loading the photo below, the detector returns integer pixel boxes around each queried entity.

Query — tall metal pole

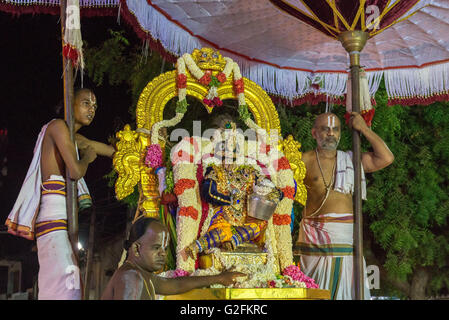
[60,0,79,257]
[338,31,368,300]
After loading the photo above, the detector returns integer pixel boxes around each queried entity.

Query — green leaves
[175,98,188,114]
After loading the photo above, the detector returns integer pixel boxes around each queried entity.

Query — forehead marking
[161,231,168,249]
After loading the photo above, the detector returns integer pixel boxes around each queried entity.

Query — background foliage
[85,30,449,299]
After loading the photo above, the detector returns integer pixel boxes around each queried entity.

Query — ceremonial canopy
[2,0,449,106]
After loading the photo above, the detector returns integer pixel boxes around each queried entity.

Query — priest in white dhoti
[296,112,394,300]
[5,88,115,300]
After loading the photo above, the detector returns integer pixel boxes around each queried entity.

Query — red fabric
[269,0,330,37]
[344,109,376,127]
[388,94,449,106]
[271,93,345,107]
[63,44,79,67]
[196,164,209,239]
[379,0,420,31]
[270,0,420,37]
[160,192,178,206]
[195,163,208,270]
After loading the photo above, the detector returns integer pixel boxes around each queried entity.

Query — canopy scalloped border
[121,0,449,106]
[2,0,449,106]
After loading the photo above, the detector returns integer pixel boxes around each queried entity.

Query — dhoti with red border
[297,213,371,300]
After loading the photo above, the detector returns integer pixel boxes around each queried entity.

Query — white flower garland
[168,52,296,274]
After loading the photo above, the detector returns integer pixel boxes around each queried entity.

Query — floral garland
[147,52,256,170]
[270,153,296,270]
[176,53,252,121]
[173,139,295,274]
[170,52,296,275]
[172,137,202,272]
[144,144,163,169]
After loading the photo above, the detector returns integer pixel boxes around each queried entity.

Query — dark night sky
[0,11,139,290]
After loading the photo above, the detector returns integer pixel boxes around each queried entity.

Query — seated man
[102,217,245,300]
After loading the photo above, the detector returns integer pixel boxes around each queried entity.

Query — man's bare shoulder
[104,267,144,300]
[115,267,142,282]
[47,119,69,135]
[302,150,315,163]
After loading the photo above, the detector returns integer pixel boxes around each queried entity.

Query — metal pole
[338,31,368,300]
[60,0,79,257]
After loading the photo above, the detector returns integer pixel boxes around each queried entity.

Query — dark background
[0,12,136,292]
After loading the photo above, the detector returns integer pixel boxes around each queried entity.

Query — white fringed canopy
[3,0,449,106]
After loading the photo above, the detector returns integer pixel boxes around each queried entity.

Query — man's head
[74,88,97,127]
[312,113,341,151]
[127,217,169,272]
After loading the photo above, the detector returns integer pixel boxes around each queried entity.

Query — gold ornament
[133,243,141,257]
[281,135,307,206]
[191,47,227,71]
[135,71,281,132]
[113,124,142,200]
[113,48,308,270]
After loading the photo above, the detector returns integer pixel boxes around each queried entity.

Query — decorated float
[113,47,329,300]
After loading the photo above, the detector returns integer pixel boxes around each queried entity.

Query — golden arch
[113,49,306,217]
[135,70,281,132]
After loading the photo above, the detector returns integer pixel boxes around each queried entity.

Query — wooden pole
[351,62,364,300]
[338,31,368,300]
[94,254,102,299]
[60,0,79,257]
[83,206,96,300]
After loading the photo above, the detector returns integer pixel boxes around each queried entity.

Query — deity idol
[180,115,283,262]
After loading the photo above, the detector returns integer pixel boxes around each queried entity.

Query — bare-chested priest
[6,88,115,300]
[102,217,246,300]
[296,112,394,300]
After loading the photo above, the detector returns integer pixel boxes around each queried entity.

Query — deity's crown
[191,48,227,71]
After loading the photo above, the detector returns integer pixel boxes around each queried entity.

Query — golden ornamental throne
[113,48,307,277]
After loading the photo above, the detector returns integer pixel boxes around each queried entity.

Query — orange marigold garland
[273,213,292,226]
[174,179,196,196]
[177,73,187,89]
[234,78,245,94]
[216,72,227,83]
[199,72,212,86]
[281,186,296,200]
[274,157,291,171]
[178,206,199,220]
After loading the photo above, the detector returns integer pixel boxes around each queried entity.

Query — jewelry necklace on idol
[315,148,336,192]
